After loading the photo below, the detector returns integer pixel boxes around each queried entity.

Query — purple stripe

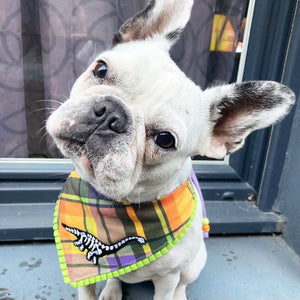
[190,169,209,238]
[106,255,137,270]
[90,184,115,201]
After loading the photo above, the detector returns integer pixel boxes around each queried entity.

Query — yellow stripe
[85,205,97,240]
[70,171,80,178]
[61,193,80,201]
[153,201,173,243]
[126,207,152,253]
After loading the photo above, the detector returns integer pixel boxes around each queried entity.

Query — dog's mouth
[48,95,141,198]
[56,123,96,166]
[55,122,128,175]
[55,127,138,198]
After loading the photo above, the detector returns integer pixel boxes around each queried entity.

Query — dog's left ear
[112,0,193,50]
[198,81,295,159]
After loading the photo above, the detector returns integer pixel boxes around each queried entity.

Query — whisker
[29,107,56,114]
[46,99,65,105]
[38,130,50,144]
[32,99,64,105]
[34,130,47,144]
[57,95,68,102]
[33,125,47,139]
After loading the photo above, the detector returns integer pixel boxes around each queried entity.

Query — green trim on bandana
[53,171,200,288]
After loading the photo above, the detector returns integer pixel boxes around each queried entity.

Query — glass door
[2,0,269,241]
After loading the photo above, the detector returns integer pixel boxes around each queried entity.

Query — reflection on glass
[0,0,248,158]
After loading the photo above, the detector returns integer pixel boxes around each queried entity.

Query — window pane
[0,0,248,158]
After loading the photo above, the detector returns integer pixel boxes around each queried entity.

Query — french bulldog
[47,0,295,299]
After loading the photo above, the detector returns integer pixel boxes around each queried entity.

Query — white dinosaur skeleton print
[63,224,146,265]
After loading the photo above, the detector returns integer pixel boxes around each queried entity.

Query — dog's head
[47,0,295,201]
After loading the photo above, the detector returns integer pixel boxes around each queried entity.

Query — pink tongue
[80,156,94,174]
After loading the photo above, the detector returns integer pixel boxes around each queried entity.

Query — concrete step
[0,236,299,299]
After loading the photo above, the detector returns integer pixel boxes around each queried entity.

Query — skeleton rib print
[62,224,146,265]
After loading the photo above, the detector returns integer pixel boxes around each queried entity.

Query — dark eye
[155,132,176,149]
[93,60,107,79]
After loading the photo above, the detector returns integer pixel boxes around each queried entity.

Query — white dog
[47,1,295,299]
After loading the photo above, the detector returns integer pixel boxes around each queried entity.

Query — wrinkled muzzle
[47,95,140,198]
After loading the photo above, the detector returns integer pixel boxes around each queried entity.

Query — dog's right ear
[112,0,193,50]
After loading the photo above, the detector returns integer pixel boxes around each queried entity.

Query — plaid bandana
[54,170,208,288]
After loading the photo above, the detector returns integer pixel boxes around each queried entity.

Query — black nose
[93,97,130,134]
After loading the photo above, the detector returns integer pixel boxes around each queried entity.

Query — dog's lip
[53,124,100,154]
[55,136,85,149]
[56,128,95,145]
[53,132,95,177]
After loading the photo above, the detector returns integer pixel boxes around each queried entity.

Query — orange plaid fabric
[54,171,200,287]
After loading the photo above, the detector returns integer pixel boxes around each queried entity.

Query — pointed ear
[199,81,295,159]
[112,0,193,50]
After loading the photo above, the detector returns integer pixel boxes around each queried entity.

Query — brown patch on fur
[209,81,283,154]
[212,113,248,154]
[113,1,176,45]
[121,11,172,42]
[211,100,257,154]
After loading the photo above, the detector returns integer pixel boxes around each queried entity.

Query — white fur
[46,0,294,299]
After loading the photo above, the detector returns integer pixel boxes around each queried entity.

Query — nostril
[94,105,106,117]
[109,117,120,132]
[92,98,130,134]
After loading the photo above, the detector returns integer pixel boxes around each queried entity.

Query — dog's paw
[99,278,122,300]
[98,288,122,300]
